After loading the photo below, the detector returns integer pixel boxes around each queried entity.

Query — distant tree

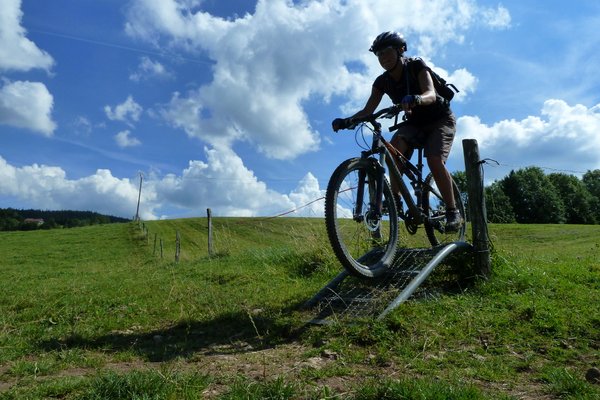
[548,173,596,224]
[582,170,600,223]
[582,169,600,198]
[0,217,20,231]
[501,167,566,223]
[41,218,58,230]
[0,208,128,231]
[0,208,21,231]
[451,171,467,193]
[485,181,515,223]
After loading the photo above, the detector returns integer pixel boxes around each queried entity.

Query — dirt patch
[0,343,579,399]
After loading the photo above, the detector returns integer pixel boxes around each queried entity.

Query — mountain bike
[325,105,466,278]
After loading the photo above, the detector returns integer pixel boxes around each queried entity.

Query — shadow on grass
[37,304,310,362]
[36,253,481,363]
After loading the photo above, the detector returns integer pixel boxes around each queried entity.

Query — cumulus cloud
[115,130,142,148]
[0,80,56,135]
[104,95,143,126]
[288,172,326,217]
[0,146,327,219]
[124,0,507,160]
[0,156,152,219]
[151,145,296,216]
[129,56,173,82]
[453,100,600,180]
[0,0,54,72]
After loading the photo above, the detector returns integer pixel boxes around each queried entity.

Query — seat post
[416,148,424,182]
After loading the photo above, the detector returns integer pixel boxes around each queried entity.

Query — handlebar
[344,105,403,132]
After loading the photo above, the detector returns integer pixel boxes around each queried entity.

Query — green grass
[0,219,599,399]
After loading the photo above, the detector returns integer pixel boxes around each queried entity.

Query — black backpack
[407,57,459,103]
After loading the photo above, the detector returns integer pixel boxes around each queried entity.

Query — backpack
[407,57,459,103]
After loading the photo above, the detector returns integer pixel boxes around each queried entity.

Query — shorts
[392,113,456,161]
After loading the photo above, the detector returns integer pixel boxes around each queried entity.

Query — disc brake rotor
[364,209,381,232]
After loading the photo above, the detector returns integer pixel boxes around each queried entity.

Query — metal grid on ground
[306,247,442,324]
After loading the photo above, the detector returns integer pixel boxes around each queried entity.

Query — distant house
[24,218,44,226]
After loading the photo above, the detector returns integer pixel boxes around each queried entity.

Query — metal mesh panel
[305,243,471,323]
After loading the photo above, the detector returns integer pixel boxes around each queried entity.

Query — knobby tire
[324,158,399,278]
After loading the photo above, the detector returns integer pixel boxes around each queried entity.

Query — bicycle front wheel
[422,173,466,246]
[324,158,399,278]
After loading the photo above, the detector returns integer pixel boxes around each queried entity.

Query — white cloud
[0,146,328,219]
[0,156,152,219]
[130,56,173,82]
[151,145,296,216]
[115,130,142,148]
[288,172,326,217]
[0,79,56,135]
[125,0,508,160]
[104,95,143,126]
[71,116,93,136]
[0,0,54,72]
[481,5,511,29]
[452,99,600,180]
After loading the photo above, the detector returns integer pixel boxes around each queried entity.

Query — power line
[28,28,213,66]
[482,159,589,175]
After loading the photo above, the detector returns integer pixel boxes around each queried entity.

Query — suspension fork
[374,153,385,214]
[352,153,386,222]
[354,166,367,221]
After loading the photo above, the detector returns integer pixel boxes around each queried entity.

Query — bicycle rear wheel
[422,173,466,246]
[324,158,399,278]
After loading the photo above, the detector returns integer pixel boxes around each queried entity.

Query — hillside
[0,219,598,399]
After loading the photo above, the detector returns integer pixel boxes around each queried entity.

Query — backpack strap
[404,58,410,95]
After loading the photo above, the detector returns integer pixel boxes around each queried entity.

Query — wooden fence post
[160,238,164,259]
[175,230,181,263]
[462,139,491,278]
[207,208,213,257]
[153,233,157,256]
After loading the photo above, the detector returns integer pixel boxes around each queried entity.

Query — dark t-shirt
[373,58,452,124]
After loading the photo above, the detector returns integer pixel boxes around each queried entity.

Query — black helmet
[369,31,407,54]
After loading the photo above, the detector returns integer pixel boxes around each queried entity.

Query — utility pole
[135,172,143,221]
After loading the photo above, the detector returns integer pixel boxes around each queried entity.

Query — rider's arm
[416,69,437,106]
[332,86,384,131]
[350,86,384,119]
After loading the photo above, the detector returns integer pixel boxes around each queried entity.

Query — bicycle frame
[325,105,466,277]
[353,118,444,227]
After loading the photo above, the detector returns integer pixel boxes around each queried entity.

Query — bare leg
[385,135,409,197]
[427,155,456,209]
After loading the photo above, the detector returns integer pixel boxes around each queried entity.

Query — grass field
[0,218,598,399]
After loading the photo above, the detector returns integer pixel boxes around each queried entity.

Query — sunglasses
[375,46,396,57]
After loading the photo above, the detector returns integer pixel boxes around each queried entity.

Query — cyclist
[332,31,462,231]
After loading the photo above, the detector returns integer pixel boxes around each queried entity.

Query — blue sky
[1,0,600,219]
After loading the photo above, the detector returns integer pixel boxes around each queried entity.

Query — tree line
[454,167,600,224]
[0,208,130,231]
